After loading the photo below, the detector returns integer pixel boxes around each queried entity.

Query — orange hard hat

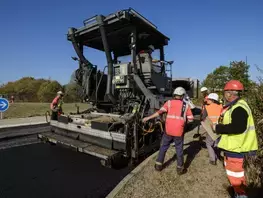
[224,80,244,91]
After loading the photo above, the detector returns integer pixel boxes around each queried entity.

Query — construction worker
[213,80,258,198]
[10,95,14,103]
[138,45,161,73]
[50,91,64,120]
[142,87,194,175]
[200,87,209,105]
[139,45,155,55]
[201,93,223,165]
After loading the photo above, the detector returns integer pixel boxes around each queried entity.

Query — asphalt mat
[0,143,132,198]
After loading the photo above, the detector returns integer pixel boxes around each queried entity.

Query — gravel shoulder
[114,124,230,198]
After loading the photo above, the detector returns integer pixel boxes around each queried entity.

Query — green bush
[244,77,263,194]
[63,83,82,103]
[0,77,82,103]
[37,80,63,102]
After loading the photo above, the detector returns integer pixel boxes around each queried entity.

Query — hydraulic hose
[45,111,51,123]
[141,121,163,134]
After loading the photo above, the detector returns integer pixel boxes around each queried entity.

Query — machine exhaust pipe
[96,15,116,104]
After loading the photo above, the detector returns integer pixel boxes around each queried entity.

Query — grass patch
[2,103,89,119]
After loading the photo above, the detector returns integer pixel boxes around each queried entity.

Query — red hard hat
[224,80,244,91]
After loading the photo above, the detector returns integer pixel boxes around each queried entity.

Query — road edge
[106,150,159,198]
[0,123,50,139]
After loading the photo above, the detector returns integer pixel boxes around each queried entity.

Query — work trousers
[224,156,247,197]
[51,111,58,120]
[156,133,184,167]
[51,111,61,121]
[205,133,218,162]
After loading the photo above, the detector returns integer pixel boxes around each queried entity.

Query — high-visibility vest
[57,99,63,109]
[217,99,258,153]
[159,99,194,137]
[51,96,63,112]
[205,103,223,124]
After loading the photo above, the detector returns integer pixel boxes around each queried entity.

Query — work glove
[52,108,58,112]
[142,117,150,123]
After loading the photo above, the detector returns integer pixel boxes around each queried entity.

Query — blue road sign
[0,98,9,112]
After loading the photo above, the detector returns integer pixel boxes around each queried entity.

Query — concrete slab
[0,116,47,128]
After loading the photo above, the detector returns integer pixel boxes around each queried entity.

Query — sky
[0,0,262,85]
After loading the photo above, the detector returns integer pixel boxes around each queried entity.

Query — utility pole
[246,56,248,66]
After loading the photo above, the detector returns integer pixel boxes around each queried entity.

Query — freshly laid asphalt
[0,143,131,198]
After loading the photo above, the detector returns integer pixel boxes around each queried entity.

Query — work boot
[210,160,217,165]
[154,164,163,171]
[176,167,186,175]
[234,193,248,198]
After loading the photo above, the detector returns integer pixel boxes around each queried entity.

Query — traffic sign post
[0,98,9,119]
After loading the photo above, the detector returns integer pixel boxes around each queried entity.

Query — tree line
[201,60,263,123]
[0,77,82,103]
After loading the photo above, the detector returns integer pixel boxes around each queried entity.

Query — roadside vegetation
[0,76,88,119]
[0,76,82,103]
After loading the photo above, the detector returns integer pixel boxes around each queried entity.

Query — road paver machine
[39,8,175,167]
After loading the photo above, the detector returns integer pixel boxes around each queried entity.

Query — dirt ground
[115,124,230,198]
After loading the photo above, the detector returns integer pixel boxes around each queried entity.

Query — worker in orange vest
[142,87,194,175]
[50,91,64,120]
[201,93,223,165]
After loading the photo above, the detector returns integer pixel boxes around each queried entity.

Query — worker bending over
[201,93,223,165]
[50,91,64,120]
[213,80,258,198]
[142,87,194,175]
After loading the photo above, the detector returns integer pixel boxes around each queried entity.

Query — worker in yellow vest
[201,93,223,165]
[213,80,258,198]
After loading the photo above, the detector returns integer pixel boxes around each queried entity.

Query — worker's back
[163,99,192,137]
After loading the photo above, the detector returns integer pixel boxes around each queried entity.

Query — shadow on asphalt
[0,143,132,198]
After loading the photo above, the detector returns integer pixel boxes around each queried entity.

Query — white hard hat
[200,87,208,92]
[207,93,219,102]
[148,45,155,51]
[173,87,186,96]
[57,91,64,95]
